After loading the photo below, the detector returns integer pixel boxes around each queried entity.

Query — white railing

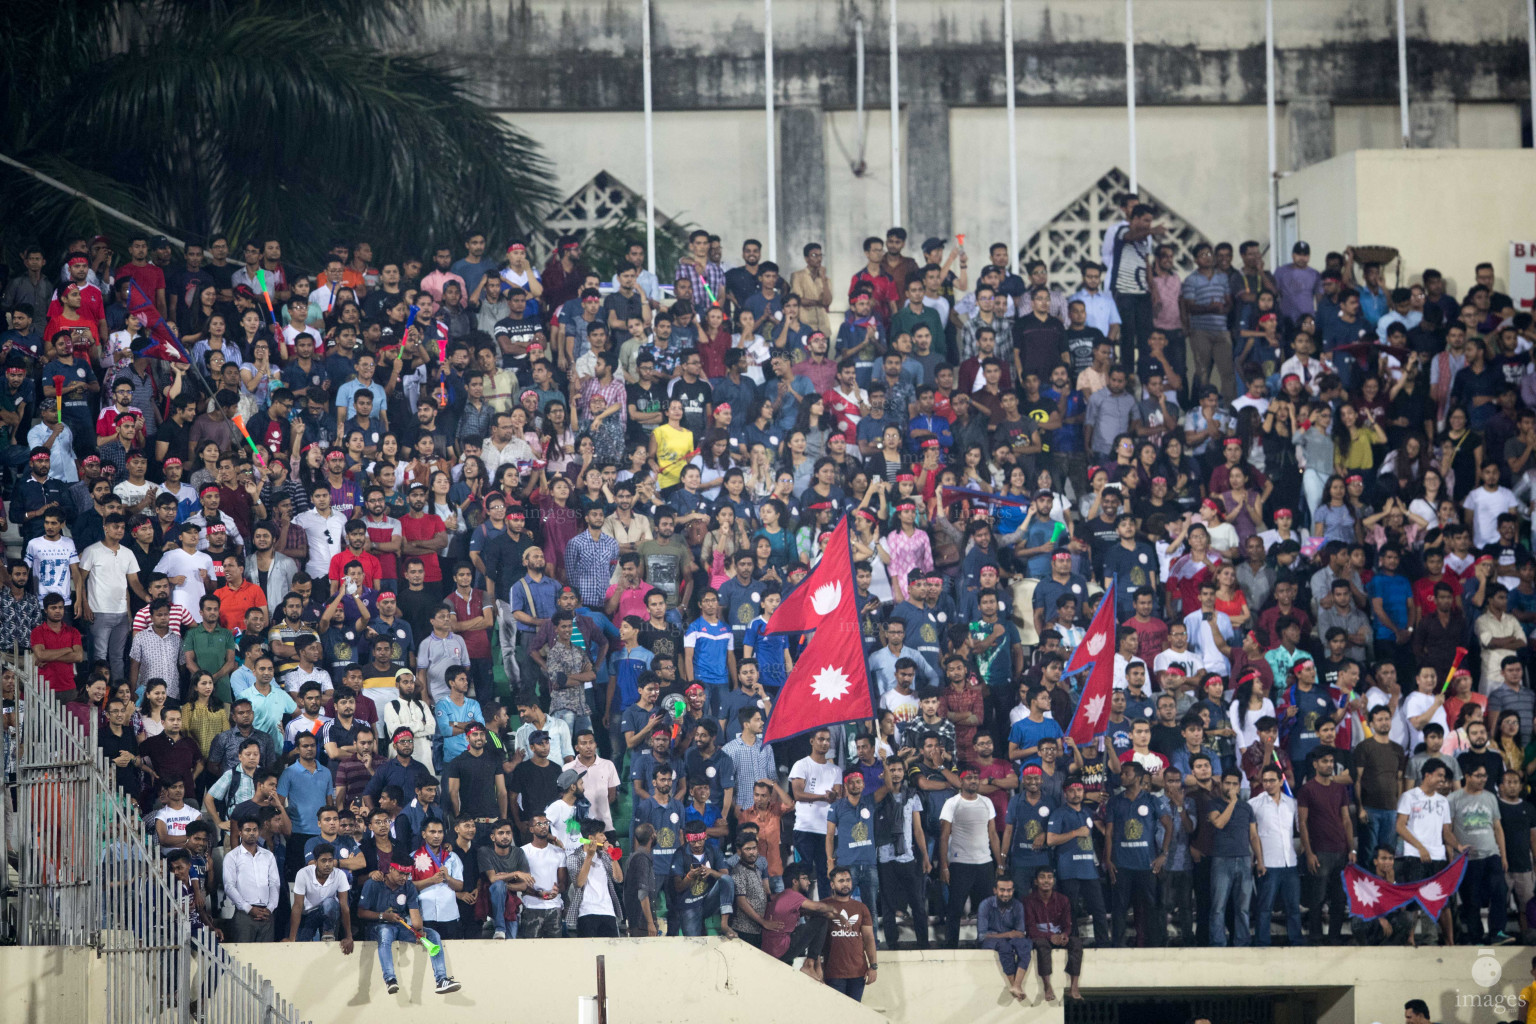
[4,652,305,1023]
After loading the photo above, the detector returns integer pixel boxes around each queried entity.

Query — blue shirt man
[633,776,688,881]
[1004,780,1055,874]
[684,603,734,691]
[1047,796,1100,880]
[277,738,334,835]
[828,790,879,867]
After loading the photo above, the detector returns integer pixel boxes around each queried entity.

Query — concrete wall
[412,0,1533,113]
[1279,148,1536,295]
[3,941,1533,1024]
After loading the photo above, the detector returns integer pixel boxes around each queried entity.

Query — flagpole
[843,510,879,729]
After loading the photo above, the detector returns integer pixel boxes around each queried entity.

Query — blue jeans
[295,896,339,941]
[845,863,879,925]
[551,707,593,740]
[676,874,737,936]
[1253,865,1304,946]
[1362,807,1399,860]
[486,880,519,937]
[1209,856,1254,947]
[372,922,447,984]
[793,831,830,900]
[827,976,867,1002]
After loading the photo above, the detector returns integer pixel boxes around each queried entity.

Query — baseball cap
[1292,241,1310,254]
[529,729,550,744]
[556,768,582,790]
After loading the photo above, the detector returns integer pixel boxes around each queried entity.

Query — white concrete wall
[1279,148,1536,296]
[951,104,1284,261]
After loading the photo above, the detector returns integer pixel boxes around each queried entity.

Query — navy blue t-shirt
[1107,790,1160,870]
[1047,805,1098,880]
[828,795,878,867]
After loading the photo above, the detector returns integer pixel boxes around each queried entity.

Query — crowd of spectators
[2,201,1534,1000]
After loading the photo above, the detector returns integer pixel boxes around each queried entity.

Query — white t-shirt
[293,508,348,579]
[283,666,332,697]
[152,804,200,851]
[292,863,351,910]
[573,757,621,831]
[156,547,214,612]
[576,855,616,918]
[939,792,997,865]
[1463,485,1521,548]
[521,842,565,910]
[79,541,141,614]
[789,756,844,835]
[114,478,161,511]
[26,535,78,601]
[1396,786,1452,860]
[1400,691,1447,755]
[545,798,577,847]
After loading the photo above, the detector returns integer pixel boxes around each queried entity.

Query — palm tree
[0,0,557,268]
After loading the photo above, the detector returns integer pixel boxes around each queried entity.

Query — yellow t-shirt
[654,424,694,488]
[1521,982,1536,1024]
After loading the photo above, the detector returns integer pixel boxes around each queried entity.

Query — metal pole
[764,0,777,263]
[1266,0,1278,271]
[0,152,186,248]
[1125,0,1138,191]
[855,14,866,159]
[1528,0,1536,149]
[596,955,608,1024]
[641,0,656,276]
[1396,0,1410,146]
[889,0,901,226]
[1004,0,1019,267]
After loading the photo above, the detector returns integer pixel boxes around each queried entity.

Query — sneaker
[492,928,506,940]
[385,979,400,995]
[1493,931,1518,945]
[320,931,336,941]
[436,978,462,995]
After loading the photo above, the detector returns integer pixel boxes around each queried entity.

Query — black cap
[1292,241,1310,254]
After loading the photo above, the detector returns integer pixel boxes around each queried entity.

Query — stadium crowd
[2,202,1534,1001]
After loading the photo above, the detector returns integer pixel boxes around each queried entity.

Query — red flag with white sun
[1064,580,1117,745]
[761,515,877,743]
[1342,854,1466,920]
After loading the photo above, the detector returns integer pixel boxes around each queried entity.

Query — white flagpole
[764,0,777,263]
[1004,0,1019,266]
[1266,0,1278,271]
[1125,0,1138,191]
[642,0,656,275]
[1396,0,1410,146]
[889,0,901,226]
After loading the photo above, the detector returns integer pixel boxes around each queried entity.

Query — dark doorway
[1066,992,1295,1024]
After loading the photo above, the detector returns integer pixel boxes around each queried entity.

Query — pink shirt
[881,528,933,603]
[605,581,656,621]
[1151,271,1183,331]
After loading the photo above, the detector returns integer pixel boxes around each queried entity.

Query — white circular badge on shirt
[937,613,947,623]
[1138,805,1149,816]
[751,592,760,603]
[705,766,716,778]
[1139,553,1148,564]
[670,812,679,824]
[860,807,871,819]
[396,893,407,905]
[1039,806,1050,818]
[1071,584,1082,594]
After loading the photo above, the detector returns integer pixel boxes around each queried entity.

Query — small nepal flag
[1064,580,1117,745]
[762,515,876,743]
[124,280,189,363]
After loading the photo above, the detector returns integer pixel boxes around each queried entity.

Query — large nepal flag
[1064,580,1118,745]
[1342,854,1467,920]
[762,515,876,743]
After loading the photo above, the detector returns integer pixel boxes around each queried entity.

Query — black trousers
[1304,850,1349,943]
[1192,856,1213,946]
[1060,876,1110,947]
[1111,867,1163,947]
[576,915,619,937]
[780,915,829,963]
[879,858,929,949]
[945,861,995,948]
[1114,293,1153,371]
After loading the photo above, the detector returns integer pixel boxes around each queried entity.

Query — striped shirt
[1180,269,1231,333]
[132,601,196,635]
[1109,226,1149,296]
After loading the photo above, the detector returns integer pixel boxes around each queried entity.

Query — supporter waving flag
[1064,580,1117,746]
[761,514,876,742]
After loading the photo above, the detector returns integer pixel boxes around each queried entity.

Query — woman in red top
[1166,522,1220,619]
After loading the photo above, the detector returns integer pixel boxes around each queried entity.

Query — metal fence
[3,655,305,1024]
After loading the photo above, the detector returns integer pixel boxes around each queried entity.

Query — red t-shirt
[115,262,167,302]
[399,513,446,582]
[447,589,492,659]
[31,622,81,692]
[329,549,383,589]
[47,284,105,325]
[977,758,1013,820]
[760,889,808,959]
